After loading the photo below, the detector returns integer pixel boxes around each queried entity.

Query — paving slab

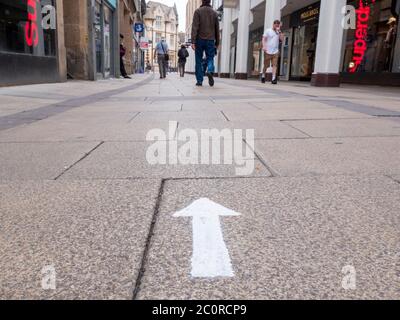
[0,120,177,142]
[0,96,66,118]
[40,109,136,125]
[0,179,160,299]
[251,100,332,110]
[317,99,400,117]
[136,176,400,300]
[389,175,400,183]
[286,118,400,138]
[134,111,226,122]
[255,137,400,176]
[353,99,400,113]
[182,102,259,112]
[178,120,308,139]
[222,108,371,121]
[61,141,270,180]
[0,142,101,180]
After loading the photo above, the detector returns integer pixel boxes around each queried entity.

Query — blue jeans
[195,39,216,84]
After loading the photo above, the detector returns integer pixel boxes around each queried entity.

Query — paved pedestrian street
[0,74,399,300]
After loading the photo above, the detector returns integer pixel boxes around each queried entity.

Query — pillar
[220,7,233,78]
[262,0,284,80]
[56,0,67,82]
[234,0,250,79]
[311,0,347,87]
[264,0,283,30]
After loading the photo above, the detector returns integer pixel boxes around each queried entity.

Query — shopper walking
[154,37,169,79]
[191,0,220,87]
[178,45,189,77]
[120,34,131,79]
[261,20,284,85]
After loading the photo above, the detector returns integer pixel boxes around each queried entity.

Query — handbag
[161,42,169,62]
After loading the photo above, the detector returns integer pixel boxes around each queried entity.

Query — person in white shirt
[261,20,284,84]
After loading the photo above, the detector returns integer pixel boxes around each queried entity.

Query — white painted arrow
[173,198,241,278]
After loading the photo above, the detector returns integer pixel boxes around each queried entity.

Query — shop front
[249,27,264,78]
[286,1,320,81]
[341,0,400,85]
[0,0,65,86]
[93,0,117,79]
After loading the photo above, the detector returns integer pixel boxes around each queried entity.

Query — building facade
[144,1,179,70]
[214,0,400,86]
[120,0,147,75]
[0,0,146,86]
[186,0,202,42]
[63,0,121,80]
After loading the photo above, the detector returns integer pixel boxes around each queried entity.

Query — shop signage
[25,0,39,47]
[135,23,144,33]
[349,0,376,73]
[140,37,149,50]
[290,2,320,27]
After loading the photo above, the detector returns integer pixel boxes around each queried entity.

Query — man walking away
[191,0,220,87]
[155,37,169,79]
[178,45,189,77]
[261,20,284,85]
[120,34,131,79]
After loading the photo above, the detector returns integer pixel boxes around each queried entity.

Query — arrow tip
[173,198,241,217]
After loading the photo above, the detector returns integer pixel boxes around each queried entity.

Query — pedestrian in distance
[154,37,169,79]
[145,60,152,73]
[191,0,220,87]
[120,34,131,79]
[178,45,190,77]
[261,20,284,85]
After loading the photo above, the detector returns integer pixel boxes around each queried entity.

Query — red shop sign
[349,0,376,73]
[25,0,39,47]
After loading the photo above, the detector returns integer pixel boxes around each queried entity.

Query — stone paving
[0,74,399,299]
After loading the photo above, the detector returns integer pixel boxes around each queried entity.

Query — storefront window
[94,0,102,75]
[343,0,398,73]
[103,5,112,77]
[249,28,263,77]
[0,0,56,56]
[94,0,114,78]
[289,2,320,80]
[291,25,318,79]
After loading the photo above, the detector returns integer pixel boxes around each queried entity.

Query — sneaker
[206,72,214,87]
[261,77,266,84]
[195,83,203,87]
[124,75,131,79]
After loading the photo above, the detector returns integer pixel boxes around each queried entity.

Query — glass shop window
[0,0,56,56]
[343,0,398,73]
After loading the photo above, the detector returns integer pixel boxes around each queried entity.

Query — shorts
[264,53,279,70]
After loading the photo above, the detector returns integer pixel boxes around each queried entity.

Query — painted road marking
[173,198,241,278]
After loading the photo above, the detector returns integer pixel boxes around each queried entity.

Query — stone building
[185,0,202,43]
[63,0,145,80]
[119,0,147,75]
[144,1,179,69]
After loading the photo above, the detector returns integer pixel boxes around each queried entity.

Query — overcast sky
[154,0,187,32]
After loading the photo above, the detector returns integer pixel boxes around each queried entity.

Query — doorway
[94,0,114,79]
[280,29,292,80]
[290,23,318,80]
